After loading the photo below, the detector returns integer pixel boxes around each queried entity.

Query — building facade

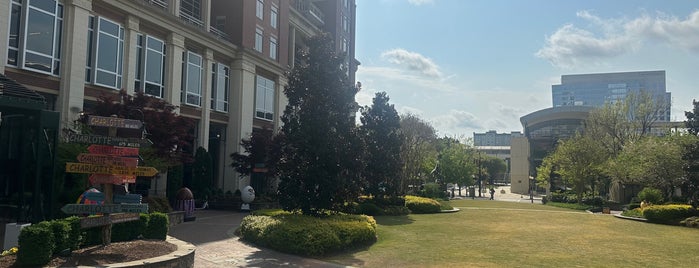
[0,0,358,195]
[552,70,671,121]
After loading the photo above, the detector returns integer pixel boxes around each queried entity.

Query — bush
[47,220,71,254]
[112,214,147,242]
[145,196,173,213]
[680,216,699,228]
[383,205,410,216]
[545,202,592,211]
[356,202,384,216]
[405,195,441,214]
[17,223,54,266]
[439,201,454,211]
[643,204,697,224]
[637,187,663,204]
[621,208,644,218]
[144,212,169,240]
[63,216,82,250]
[239,212,377,256]
[420,183,447,199]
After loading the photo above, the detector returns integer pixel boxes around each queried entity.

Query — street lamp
[529,176,534,203]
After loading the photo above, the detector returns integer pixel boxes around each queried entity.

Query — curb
[82,236,196,268]
[613,213,648,222]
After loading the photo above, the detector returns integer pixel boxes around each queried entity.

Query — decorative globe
[241,186,255,203]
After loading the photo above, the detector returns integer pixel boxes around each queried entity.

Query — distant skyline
[354,0,699,137]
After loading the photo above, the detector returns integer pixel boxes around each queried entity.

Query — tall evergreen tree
[360,92,402,197]
[686,99,699,135]
[277,34,363,215]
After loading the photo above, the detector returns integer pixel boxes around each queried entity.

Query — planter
[167,211,185,227]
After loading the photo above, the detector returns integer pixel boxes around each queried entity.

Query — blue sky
[354,0,699,138]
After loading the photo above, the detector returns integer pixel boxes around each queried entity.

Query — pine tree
[361,92,403,197]
[277,34,363,215]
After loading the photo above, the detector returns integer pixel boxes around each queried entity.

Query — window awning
[0,73,46,110]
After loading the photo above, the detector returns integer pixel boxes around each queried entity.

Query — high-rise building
[0,0,358,195]
[552,70,671,121]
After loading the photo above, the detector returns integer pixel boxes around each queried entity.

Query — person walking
[489,188,495,200]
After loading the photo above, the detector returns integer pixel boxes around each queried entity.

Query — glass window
[183,51,203,106]
[271,5,278,29]
[255,28,263,52]
[269,36,277,60]
[89,17,124,89]
[135,35,166,98]
[211,63,230,112]
[180,0,201,20]
[7,0,63,75]
[256,0,263,19]
[255,75,275,120]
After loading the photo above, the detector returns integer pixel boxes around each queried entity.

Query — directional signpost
[80,213,141,229]
[66,163,158,176]
[89,174,136,185]
[77,153,138,167]
[67,133,152,148]
[87,145,139,156]
[61,204,149,214]
[87,115,143,129]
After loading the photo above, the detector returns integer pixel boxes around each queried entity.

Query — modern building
[0,0,358,200]
[473,130,523,183]
[552,70,671,121]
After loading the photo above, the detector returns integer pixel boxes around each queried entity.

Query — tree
[192,147,213,199]
[619,136,684,201]
[276,34,363,215]
[360,92,403,197]
[481,156,507,185]
[229,128,282,196]
[686,99,699,135]
[399,113,438,194]
[548,134,607,204]
[436,140,475,196]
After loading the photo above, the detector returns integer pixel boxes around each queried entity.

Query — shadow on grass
[375,215,414,226]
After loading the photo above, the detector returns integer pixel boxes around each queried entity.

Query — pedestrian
[489,188,495,200]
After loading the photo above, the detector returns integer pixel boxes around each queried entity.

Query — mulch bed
[0,239,176,267]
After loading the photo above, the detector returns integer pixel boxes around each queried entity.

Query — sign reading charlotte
[87,115,143,129]
[61,204,148,214]
[67,133,150,148]
[66,163,158,176]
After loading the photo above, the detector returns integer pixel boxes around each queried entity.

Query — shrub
[17,223,54,266]
[383,205,410,216]
[145,212,169,240]
[63,216,82,250]
[621,208,644,218]
[643,204,697,224]
[420,183,447,199]
[637,187,663,204]
[545,202,592,211]
[145,196,173,213]
[356,202,384,216]
[82,226,103,247]
[373,196,405,207]
[405,195,441,214]
[112,214,147,242]
[239,213,377,256]
[47,220,71,254]
[439,201,454,211]
[680,216,699,228]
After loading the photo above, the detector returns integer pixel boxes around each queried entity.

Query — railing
[209,26,228,40]
[291,0,325,26]
[147,0,168,10]
[179,9,204,29]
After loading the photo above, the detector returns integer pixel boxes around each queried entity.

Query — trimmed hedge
[405,195,441,214]
[17,223,54,266]
[643,204,697,224]
[145,212,169,240]
[239,212,377,256]
[47,220,71,254]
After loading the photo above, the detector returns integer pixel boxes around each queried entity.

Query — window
[180,0,202,20]
[255,75,275,120]
[86,16,124,89]
[135,35,166,98]
[269,36,277,60]
[342,16,349,33]
[211,63,229,112]
[182,51,203,106]
[342,38,348,53]
[256,0,264,19]
[270,5,278,29]
[7,0,63,75]
[255,28,263,52]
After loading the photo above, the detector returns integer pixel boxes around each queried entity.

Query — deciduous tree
[360,92,402,197]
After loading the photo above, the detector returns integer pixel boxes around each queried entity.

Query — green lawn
[323,200,699,268]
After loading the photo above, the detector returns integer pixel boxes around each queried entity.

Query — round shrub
[17,223,54,266]
[357,202,384,216]
[145,212,169,240]
[637,187,663,204]
[405,195,441,214]
[383,205,410,216]
[48,220,71,254]
[63,216,82,250]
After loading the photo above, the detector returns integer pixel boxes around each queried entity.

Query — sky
[353,0,699,138]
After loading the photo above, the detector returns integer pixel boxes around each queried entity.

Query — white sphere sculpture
[242,186,256,203]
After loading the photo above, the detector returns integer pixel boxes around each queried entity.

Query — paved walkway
[168,210,348,268]
[450,185,543,204]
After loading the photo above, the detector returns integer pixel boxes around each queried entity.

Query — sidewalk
[450,185,542,204]
[168,209,348,268]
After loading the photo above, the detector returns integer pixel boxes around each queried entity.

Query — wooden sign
[87,115,143,129]
[66,163,158,176]
[78,153,138,167]
[89,174,136,184]
[80,213,141,228]
[61,203,148,214]
[67,133,151,148]
[82,192,142,204]
[87,145,139,156]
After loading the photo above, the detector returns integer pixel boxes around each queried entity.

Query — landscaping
[320,200,699,267]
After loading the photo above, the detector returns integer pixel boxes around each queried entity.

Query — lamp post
[529,176,534,203]
[477,151,482,197]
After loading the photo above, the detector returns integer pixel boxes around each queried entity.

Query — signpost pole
[101,122,118,245]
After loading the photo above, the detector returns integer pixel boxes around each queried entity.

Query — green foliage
[420,182,447,199]
[679,216,699,228]
[621,208,644,218]
[167,164,184,200]
[229,128,281,196]
[239,213,377,256]
[399,114,438,195]
[277,34,363,215]
[63,216,82,250]
[145,196,173,213]
[47,220,71,254]
[436,139,475,193]
[112,215,147,242]
[439,201,454,211]
[545,202,593,211]
[405,195,441,214]
[17,223,54,266]
[382,205,411,216]
[144,212,169,240]
[361,92,403,197]
[356,202,385,216]
[643,204,697,224]
[637,187,664,204]
[547,134,607,204]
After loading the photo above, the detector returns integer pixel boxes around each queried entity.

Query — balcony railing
[146,0,168,10]
[209,26,228,40]
[179,9,204,29]
[291,0,325,26]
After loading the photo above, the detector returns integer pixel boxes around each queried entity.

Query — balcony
[291,0,325,27]
[179,9,204,29]
[145,0,168,10]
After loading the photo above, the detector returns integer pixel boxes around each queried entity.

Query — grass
[322,199,699,267]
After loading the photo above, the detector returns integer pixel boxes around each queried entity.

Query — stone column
[57,0,92,130]
[123,15,140,95]
[165,32,185,112]
[225,55,256,192]
[0,0,10,74]
[202,0,211,32]
[168,0,181,17]
[198,49,214,149]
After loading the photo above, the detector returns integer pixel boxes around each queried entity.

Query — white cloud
[408,0,435,6]
[536,10,699,68]
[432,110,483,136]
[381,49,443,78]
